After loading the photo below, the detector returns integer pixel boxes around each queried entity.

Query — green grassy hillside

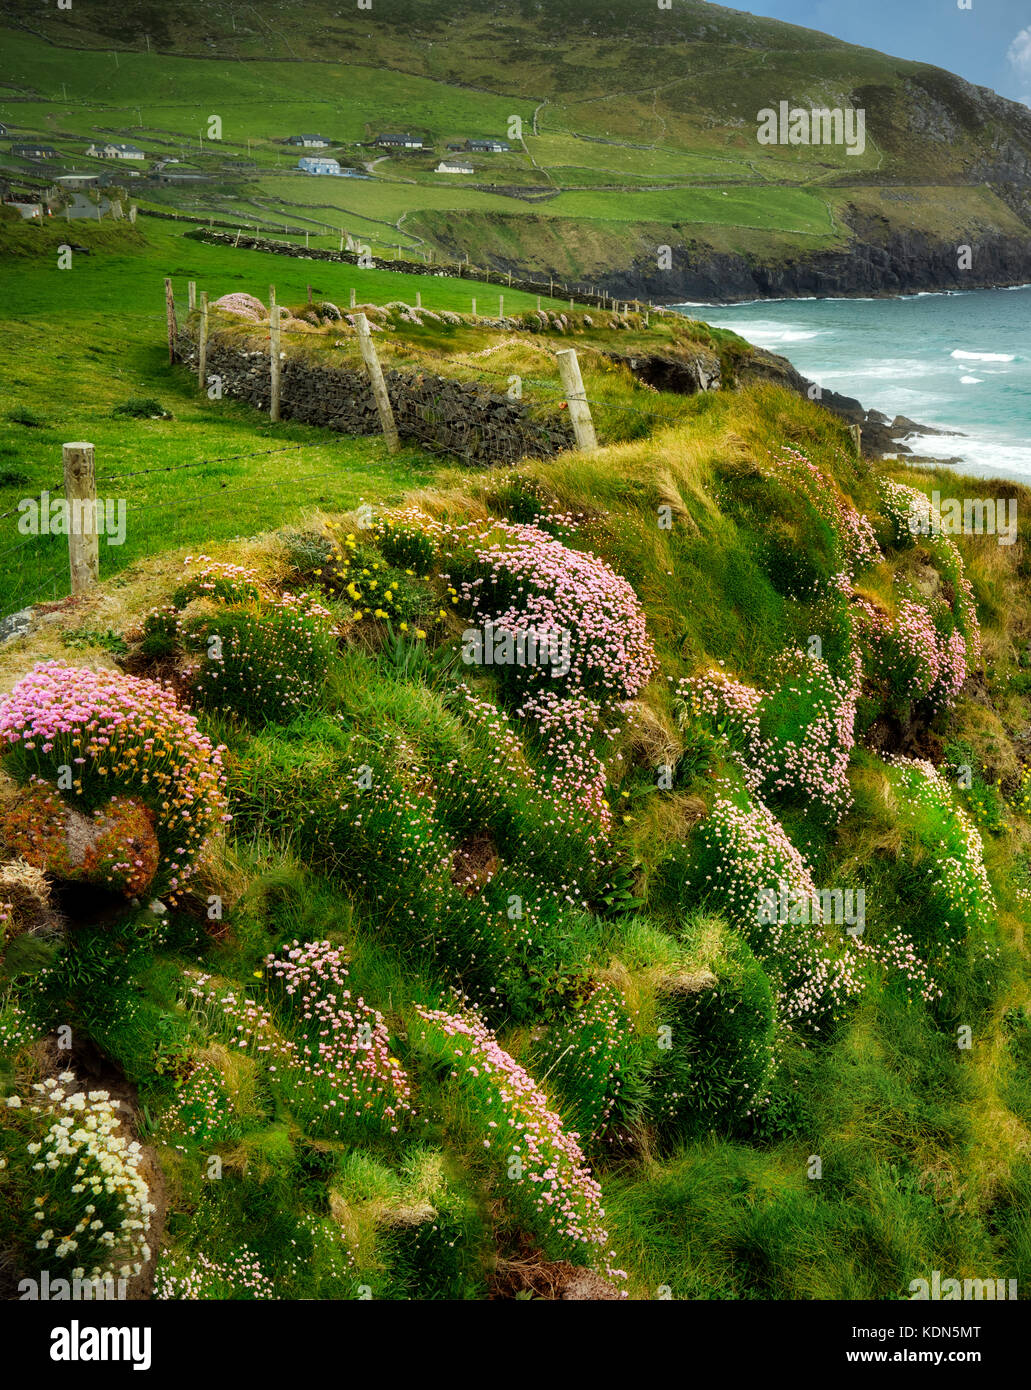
[2,0,1030,297]
[0,203,1029,1303]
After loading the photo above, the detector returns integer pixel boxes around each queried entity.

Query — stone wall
[175,336,575,466]
[180,226,625,310]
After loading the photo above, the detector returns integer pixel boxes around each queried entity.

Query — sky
[731,0,1031,105]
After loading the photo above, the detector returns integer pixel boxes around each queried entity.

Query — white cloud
[1008,26,1031,102]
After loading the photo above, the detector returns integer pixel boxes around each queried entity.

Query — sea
[673,286,1031,482]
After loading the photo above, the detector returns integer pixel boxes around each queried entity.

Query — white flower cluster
[16,1073,155,1281]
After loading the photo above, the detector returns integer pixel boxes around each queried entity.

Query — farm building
[436,159,474,174]
[11,143,57,160]
[466,138,510,152]
[0,124,8,137]
[53,173,100,191]
[86,142,145,160]
[285,134,331,147]
[298,156,342,175]
[374,133,424,149]
[154,170,211,185]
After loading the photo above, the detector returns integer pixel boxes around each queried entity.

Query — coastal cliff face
[606,224,1031,304]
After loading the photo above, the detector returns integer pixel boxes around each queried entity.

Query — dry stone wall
[176,335,575,466]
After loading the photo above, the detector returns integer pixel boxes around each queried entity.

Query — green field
[3,2,1027,295]
[0,214,581,613]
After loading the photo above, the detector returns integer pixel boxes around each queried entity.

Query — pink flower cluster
[0,661,229,898]
[154,1246,277,1300]
[878,480,982,667]
[887,757,996,931]
[701,786,941,1026]
[177,555,332,623]
[443,520,653,830]
[178,555,264,605]
[677,668,765,794]
[447,685,615,900]
[415,1004,626,1286]
[934,628,969,708]
[891,599,940,698]
[189,943,413,1135]
[863,596,970,710]
[770,446,882,579]
[678,645,863,821]
[211,292,266,322]
[156,1059,238,1152]
[699,787,868,1030]
[515,689,615,829]
[445,520,655,702]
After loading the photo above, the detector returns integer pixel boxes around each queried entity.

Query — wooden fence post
[164,278,177,363]
[269,287,281,422]
[350,287,356,309]
[188,280,196,311]
[555,348,597,451]
[354,313,399,454]
[471,297,476,316]
[63,442,99,596]
[849,424,862,457]
[307,284,312,304]
[499,294,504,318]
[416,291,421,308]
[198,291,209,392]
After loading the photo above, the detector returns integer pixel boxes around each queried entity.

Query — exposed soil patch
[490,1255,623,1300]
[450,831,499,895]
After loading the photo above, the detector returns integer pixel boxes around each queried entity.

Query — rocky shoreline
[739,343,962,461]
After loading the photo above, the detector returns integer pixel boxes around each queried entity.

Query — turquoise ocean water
[674,287,1031,480]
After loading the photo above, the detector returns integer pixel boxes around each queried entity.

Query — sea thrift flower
[768,446,882,579]
[887,757,996,934]
[0,662,229,900]
[697,782,940,1030]
[443,519,655,702]
[415,1005,626,1287]
[154,1246,277,1300]
[188,943,414,1135]
[878,480,982,666]
[678,643,863,821]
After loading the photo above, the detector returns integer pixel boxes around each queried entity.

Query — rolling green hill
[2,0,1030,298]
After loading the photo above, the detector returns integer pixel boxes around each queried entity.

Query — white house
[298,155,341,175]
[86,142,145,160]
[436,159,474,174]
[286,134,331,148]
